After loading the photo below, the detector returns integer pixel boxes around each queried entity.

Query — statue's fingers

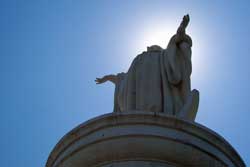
[95,80,102,84]
[183,15,186,21]
[186,15,190,23]
[96,78,102,81]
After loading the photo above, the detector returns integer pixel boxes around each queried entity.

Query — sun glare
[127,20,209,84]
[135,24,177,52]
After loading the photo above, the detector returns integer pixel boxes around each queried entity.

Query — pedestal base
[46,111,245,167]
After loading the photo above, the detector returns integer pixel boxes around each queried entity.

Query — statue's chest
[136,51,161,67]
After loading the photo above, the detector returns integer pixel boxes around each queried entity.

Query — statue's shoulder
[117,72,127,81]
[134,51,146,60]
[147,45,163,52]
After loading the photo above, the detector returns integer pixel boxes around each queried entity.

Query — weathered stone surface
[46,111,245,167]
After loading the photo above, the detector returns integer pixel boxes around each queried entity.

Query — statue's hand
[177,14,190,35]
[95,77,107,84]
[182,14,190,29]
[95,74,117,85]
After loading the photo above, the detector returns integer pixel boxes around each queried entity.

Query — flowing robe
[114,35,194,116]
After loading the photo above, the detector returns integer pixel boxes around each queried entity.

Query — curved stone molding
[46,111,245,167]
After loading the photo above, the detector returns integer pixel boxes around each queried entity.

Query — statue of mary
[95,15,199,121]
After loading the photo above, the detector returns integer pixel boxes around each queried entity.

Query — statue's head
[147,45,163,52]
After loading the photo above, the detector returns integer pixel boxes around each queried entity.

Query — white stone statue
[95,15,199,121]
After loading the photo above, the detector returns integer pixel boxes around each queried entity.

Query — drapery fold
[114,35,194,118]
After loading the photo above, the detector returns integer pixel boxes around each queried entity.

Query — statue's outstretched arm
[95,74,117,85]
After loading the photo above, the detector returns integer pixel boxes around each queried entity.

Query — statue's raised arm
[174,14,192,46]
[177,14,190,35]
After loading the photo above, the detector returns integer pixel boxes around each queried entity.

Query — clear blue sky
[0,0,249,166]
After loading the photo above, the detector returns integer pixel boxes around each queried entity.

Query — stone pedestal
[46,111,245,167]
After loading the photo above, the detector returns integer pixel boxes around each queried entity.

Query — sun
[134,22,177,53]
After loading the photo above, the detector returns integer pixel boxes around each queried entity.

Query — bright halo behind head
[134,22,177,53]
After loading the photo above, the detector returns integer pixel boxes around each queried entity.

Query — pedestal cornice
[46,111,245,167]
